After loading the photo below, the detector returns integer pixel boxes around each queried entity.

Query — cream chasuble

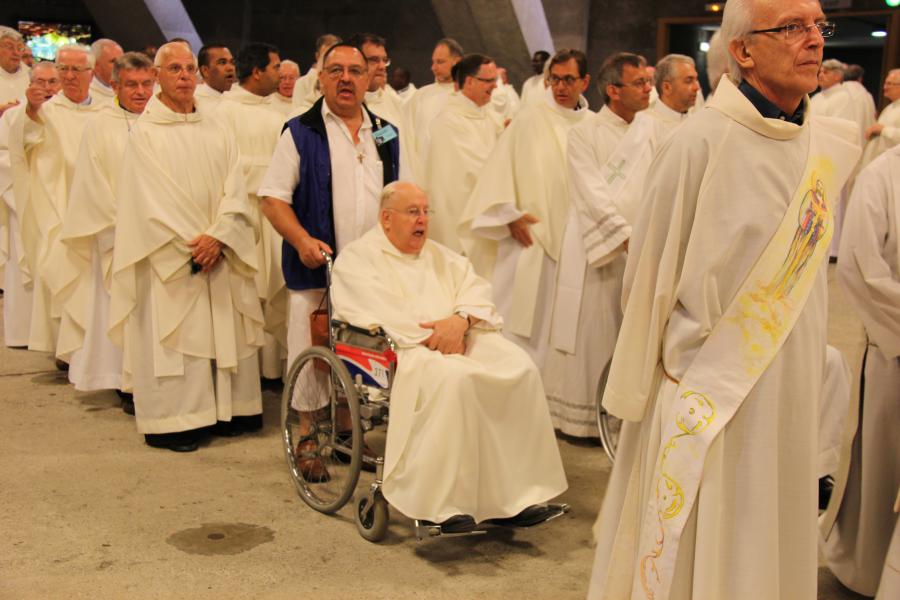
[216,85,289,379]
[291,67,319,108]
[460,88,589,369]
[423,92,501,253]
[823,146,900,597]
[520,74,545,106]
[54,103,137,390]
[844,80,876,136]
[588,77,860,600]
[9,93,102,352]
[405,81,454,184]
[861,99,900,169]
[0,65,28,105]
[108,94,264,433]
[0,104,32,346]
[265,92,293,118]
[490,82,520,124]
[193,83,224,112]
[88,78,116,107]
[331,226,567,523]
[392,82,416,101]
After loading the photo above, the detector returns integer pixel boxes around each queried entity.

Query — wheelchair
[281,253,569,542]
[595,361,622,463]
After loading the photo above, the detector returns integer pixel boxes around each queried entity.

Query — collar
[654,99,686,122]
[197,83,223,97]
[738,79,805,125]
[542,86,590,117]
[321,98,373,131]
[93,77,112,91]
[598,104,630,129]
[223,84,268,105]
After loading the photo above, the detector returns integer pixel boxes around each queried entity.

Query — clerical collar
[94,77,112,90]
[738,80,804,125]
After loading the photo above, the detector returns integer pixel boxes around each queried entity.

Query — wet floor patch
[166,523,275,555]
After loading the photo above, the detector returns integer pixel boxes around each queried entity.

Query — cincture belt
[662,362,681,385]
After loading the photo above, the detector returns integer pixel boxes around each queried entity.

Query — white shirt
[258,100,383,251]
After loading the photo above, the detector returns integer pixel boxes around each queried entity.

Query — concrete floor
[0,266,875,599]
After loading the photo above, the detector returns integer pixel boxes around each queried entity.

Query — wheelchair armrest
[332,320,397,353]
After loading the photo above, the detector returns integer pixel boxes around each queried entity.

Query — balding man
[422,53,503,253]
[89,38,123,106]
[8,44,101,354]
[332,181,567,530]
[1,62,60,348]
[55,53,155,408]
[0,26,28,115]
[405,38,463,182]
[259,42,399,479]
[861,69,900,167]
[215,43,288,383]
[266,59,299,117]
[195,43,235,111]
[588,1,860,597]
[108,42,264,452]
[291,34,341,112]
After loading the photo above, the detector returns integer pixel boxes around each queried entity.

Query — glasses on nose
[324,65,367,79]
[548,74,582,87]
[613,78,652,90]
[748,20,836,42]
[162,63,197,75]
[387,207,434,218]
[56,65,92,74]
[366,56,391,67]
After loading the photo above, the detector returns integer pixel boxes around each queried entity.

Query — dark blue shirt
[738,80,806,125]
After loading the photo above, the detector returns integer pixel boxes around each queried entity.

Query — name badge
[373,124,398,146]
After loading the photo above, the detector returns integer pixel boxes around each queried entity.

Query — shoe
[430,515,476,534]
[115,390,135,416]
[209,421,244,437]
[819,475,835,511]
[296,439,330,482]
[333,432,378,472]
[487,505,558,528]
[232,414,263,433]
[55,359,69,372]
[145,431,201,453]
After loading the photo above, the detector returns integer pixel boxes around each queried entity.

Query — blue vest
[282,96,400,290]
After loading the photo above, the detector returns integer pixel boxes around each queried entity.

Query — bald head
[379,182,430,254]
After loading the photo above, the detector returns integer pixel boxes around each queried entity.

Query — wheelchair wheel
[595,360,622,463]
[355,492,389,543]
[281,346,362,514]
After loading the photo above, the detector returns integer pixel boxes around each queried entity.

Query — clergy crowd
[1,0,899,595]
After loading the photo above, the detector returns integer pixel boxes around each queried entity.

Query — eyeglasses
[748,21,836,42]
[386,207,434,218]
[613,78,652,90]
[56,65,92,74]
[548,74,582,87]
[324,65,367,79]
[161,63,197,75]
[366,56,391,67]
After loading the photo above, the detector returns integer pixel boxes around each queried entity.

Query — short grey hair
[654,54,695,95]
[706,30,728,92]
[280,59,300,74]
[380,181,403,209]
[154,41,198,68]
[56,43,96,68]
[821,58,846,73]
[0,25,22,43]
[91,38,122,60]
[720,0,755,84]
[29,61,58,81]
[112,51,154,83]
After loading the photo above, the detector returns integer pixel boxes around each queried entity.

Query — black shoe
[145,430,202,452]
[487,505,557,528]
[232,414,263,433]
[116,390,135,416]
[819,475,835,511]
[209,420,244,437]
[420,514,476,534]
[55,359,69,372]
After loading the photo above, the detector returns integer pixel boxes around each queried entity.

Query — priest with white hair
[266,59,299,117]
[108,41,264,452]
[1,63,59,348]
[54,52,154,405]
[89,38,123,106]
[0,26,29,113]
[331,180,567,529]
[422,53,502,253]
[820,143,900,597]
[861,68,900,168]
[8,43,101,354]
[587,1,860,598]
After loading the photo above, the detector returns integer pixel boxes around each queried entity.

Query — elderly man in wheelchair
[281,181,568,541]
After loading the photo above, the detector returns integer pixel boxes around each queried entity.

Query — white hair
[720,0,756,84]
[821,58,846,73]
[654,54,695,95]
[91,38,122,60]
[56,43,96,68]
[154,41,197,68]
[707,30,729,92]
[0,25,22,43]
[29,61,58,81]
[280,59,300,73]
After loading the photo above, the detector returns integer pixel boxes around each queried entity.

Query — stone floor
[0,266,876,598]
